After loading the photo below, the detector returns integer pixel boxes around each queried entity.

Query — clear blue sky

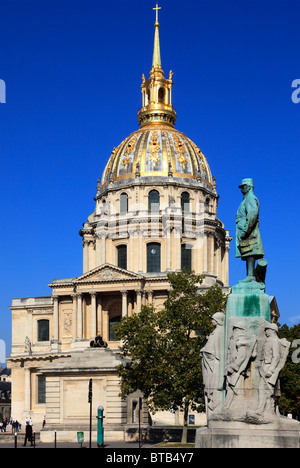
[0,0,299,358]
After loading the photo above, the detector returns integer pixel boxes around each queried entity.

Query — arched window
[120,193,128,214]
[148,190,160,212]
[181,191,190,212]
[109,316,122,341]
[38,320,49,342]
[117,245,127,270]
[147,242,161,273]
[181,244,192,271]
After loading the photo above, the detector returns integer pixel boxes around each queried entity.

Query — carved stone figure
[25,336,32,355]
[200,313,225,413]
[222,325,257,411]
[247,323,290,422]
[235,178,264,282]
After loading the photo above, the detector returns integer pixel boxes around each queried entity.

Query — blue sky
[0,0,299,358]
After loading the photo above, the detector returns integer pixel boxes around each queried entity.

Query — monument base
[225,293,271,321]
[195,421,300,449]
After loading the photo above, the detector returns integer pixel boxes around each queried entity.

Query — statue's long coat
[235,190,264,259]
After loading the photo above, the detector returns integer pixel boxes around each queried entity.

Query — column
[224,245,230,286]
[71,294,77,339]
[203,232,208,273]
[53,296,59,342]
[88,240,96,271]
[100,235,106,265]
[207,232,215,274]
[90,292,97,338]
[136,290,142,314]
[97,295,103,336]
[83,240,89,273]
[103,310,109,342]
[166,227,171,271]
[174,227,181,271]
[24,368,31,413]
[147,290,153,305]
[77,293,83,339]
[138,233,143,273]
[121,290,128,318]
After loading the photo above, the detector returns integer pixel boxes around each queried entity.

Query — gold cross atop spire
[152,4,162,68]
[153,3,161,23]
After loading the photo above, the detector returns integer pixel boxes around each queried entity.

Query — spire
[137,4,177,128]
[152,4,162,69]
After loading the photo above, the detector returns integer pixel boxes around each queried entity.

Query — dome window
[148,190,160,212]
[120,193,128,214]
[181,192,190,212]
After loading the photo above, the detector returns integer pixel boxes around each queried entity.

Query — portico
[46,264,170,350]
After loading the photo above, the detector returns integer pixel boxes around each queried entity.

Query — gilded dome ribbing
[101,127,212,186]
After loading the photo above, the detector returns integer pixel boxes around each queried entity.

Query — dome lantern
[137,4,177,129]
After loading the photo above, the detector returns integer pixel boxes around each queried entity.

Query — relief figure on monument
[247,322,290,423]
[200,312,225,414]
[209,322,257,421]
[222,325,257,412]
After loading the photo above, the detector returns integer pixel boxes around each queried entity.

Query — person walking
[23,421,33,447]
[15,420,20,433]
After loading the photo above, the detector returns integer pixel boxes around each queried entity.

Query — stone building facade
[8,9,231,441]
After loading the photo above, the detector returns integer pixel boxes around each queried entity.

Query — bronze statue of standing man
[235,178,264,282]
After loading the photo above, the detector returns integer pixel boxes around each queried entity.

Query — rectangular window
[181,244,192,271]
[147,243,161,273]
[38,320,49,342]
[117,245,127,270]
[37,375,46,404]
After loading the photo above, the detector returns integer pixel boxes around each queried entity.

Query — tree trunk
[181,402,189,444]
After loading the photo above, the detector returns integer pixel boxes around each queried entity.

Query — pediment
[75,264,144,283]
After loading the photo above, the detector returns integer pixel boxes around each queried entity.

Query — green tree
[115,270,227,443]
[278,323,300,419]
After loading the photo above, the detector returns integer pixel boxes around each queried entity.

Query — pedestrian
[23,421,33,447]
[42,416,46,428]
[0,421,3,432]
[15,420,19,433]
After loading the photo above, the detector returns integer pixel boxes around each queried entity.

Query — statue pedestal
[195,420,300,448]
[199,289,300,448]
[226,293,271,321]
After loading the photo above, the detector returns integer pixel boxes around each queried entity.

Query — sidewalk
[0,439,173,449]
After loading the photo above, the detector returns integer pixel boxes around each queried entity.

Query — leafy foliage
[115,270,227,420]
[278,323,300,418]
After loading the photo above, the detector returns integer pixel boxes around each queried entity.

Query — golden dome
[101,126,213,186]
[100,5,213,189]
